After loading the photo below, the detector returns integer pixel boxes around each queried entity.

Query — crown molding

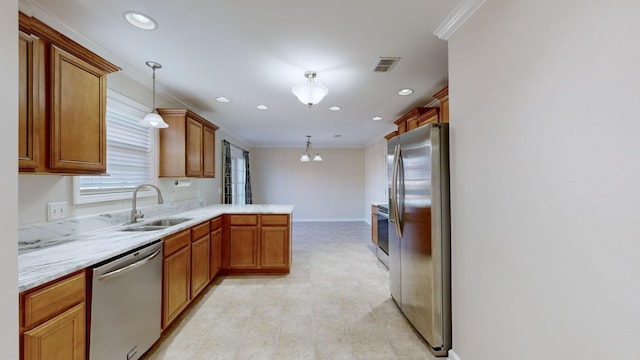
[433,0,486,41]
[19,0,196,111]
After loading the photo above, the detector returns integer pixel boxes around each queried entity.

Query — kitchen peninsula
[18,203,293,360]
[19,203,293,291]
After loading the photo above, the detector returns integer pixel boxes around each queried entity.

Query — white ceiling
[25,0,459,148]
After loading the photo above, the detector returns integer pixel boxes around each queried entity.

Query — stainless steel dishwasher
[90,240,163,360]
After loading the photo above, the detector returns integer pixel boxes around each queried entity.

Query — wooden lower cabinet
[162,230,191,330]
[210,217,222,278]
[371,205,378,246]
[261,226,289,268]
[190,222,210,299]
[223,214,291,274]
[23,303,85,360]
[228,226,259,268]
[20,270,86,360]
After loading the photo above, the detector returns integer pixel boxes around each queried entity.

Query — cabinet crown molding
[19,12,120,73]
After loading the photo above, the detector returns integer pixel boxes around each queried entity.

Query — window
[230,145,246,204]
[73,90,155,204]
[223,140,252,205]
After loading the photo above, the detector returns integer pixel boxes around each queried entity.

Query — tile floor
[142,221,439,360]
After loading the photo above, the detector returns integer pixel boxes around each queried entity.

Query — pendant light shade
[292,71,328,107]
[141,61,169,128]
[300,135,322,162]
[143,112,167,128]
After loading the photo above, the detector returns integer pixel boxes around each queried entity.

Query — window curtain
[243,150,253,204]
[222,140,232,204]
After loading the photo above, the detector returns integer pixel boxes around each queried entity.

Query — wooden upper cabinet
[49,46,106,172]
[18,31,41,171]
[186,116,203,177]
[157,108,219,178]
[384,131,398,141]
[394,107,430,135]
[433,86,449,123]
[18,13,120,175]
[203,126,216,178]
[384,85,449,141]
[416,107,439,127]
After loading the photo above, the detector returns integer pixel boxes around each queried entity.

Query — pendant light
[141,61,169,128]
[292,71,329,107]
[300,135,322,162]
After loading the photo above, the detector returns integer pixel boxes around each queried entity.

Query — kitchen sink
[120,218,192,232]
[143,218,192,227]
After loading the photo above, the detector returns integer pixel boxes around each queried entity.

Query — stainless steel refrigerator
[388,123,451,356]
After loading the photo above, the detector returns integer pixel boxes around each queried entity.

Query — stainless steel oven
[376,204,389,268]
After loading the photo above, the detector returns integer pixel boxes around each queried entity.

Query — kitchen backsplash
[19,199,203,253]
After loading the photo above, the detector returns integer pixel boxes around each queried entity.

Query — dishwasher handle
[98,248,162,281]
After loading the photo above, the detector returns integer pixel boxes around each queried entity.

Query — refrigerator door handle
[391,144,403,238]
[397,149,405,230]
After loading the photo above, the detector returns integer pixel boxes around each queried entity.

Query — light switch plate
[47,201,67,221]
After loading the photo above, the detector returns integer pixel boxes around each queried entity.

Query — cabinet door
[162,246,191,329]
[210,227,222,279]
[49,46,106,173]
[371,214,378,245]
[191,234,210,299]
[19,32,41,171]
[158,110,187,177]
[261,226,290,269]
[228,226,258,268]
[202,126,216,178]
[417,114,438,127]
[23,303,85,360]
[186,117,203,177]
[439,97,449,123]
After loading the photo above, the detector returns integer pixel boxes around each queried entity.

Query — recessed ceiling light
[398,88,414,96]
[372,116,383,121]
[256,105,269,110]
[216,97,230,103]
[329,106,342,111]
[124,11,157,30]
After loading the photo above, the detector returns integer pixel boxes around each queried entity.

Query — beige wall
[448,1,640,359]
[250,148,365,221]
[364,137,388,221]
[1,0,19,356]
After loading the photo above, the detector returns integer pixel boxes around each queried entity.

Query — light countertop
[18,204,293,292]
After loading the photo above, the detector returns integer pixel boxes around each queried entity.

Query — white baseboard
[448,349,462,360]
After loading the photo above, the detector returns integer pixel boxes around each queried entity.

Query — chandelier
[141,61,169,128]
[300,135,322,162]
[292,71,329,107]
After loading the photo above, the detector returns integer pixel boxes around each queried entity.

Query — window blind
[78,102,152,196]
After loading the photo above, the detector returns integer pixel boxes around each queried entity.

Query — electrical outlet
[47,201,67,221]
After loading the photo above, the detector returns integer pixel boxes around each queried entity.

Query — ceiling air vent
[372,57,401,72]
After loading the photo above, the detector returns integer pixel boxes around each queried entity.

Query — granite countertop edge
[18,204,294,292]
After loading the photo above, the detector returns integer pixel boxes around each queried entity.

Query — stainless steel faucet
[131,184,164,223]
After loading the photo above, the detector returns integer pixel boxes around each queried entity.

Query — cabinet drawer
[191,221,210,240]
[164,229,191,257]
[228,214,258,226]
[210,216,222,230]
[22,271,85,329]
[261,214,289,226]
